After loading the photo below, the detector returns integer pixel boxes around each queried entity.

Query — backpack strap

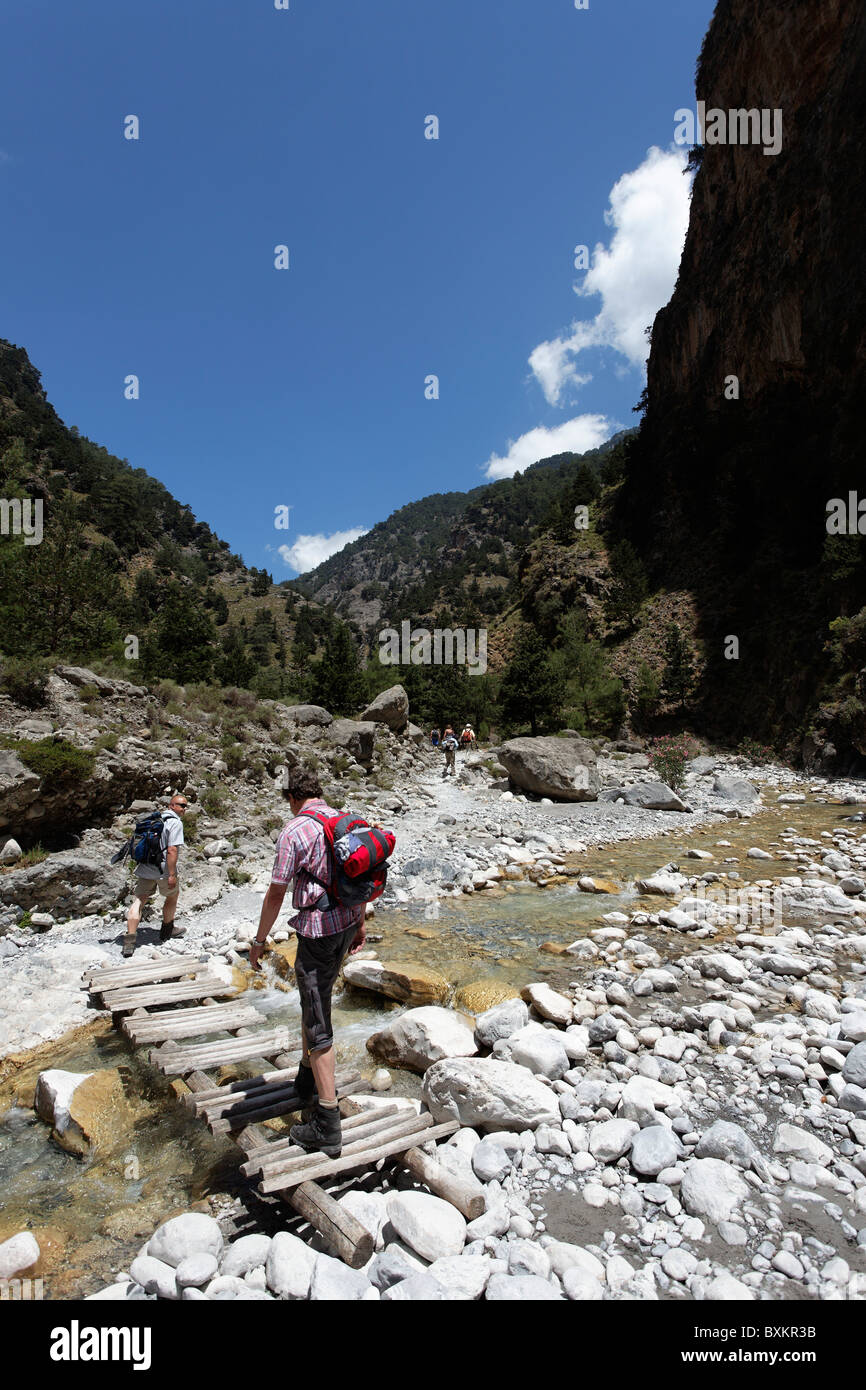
[296,809,335,909]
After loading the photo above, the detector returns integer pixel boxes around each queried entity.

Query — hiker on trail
[249,766,366,1158]
[121,793,188,957]
[430,727,441,747]
[460,723,476,748]
[441,726,459,778]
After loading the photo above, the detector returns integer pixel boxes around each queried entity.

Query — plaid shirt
[271,799,362,939]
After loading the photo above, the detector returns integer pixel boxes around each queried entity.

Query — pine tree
[604,539,648,629]
[552,611,625,735]
[633,662,661,728]
[500,625,564,736]
[312,619,365,715]
[661,622,695,709]
[214,623,255,688]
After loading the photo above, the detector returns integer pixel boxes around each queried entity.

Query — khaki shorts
[134,875,179,904]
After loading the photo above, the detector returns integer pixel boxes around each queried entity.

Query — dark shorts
[295,923,358,1053]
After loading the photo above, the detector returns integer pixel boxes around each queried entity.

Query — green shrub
[647,735,692,791]
[227,866,251,887]
[223,744,246,774]
[18,844,48,868]
[78,683,102,704]
[736,736,775,764]
[0,657,50,709]
[201,786,228,816]
[93,731,119,752]
[13,737,96,791]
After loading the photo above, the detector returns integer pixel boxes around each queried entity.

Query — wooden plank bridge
[83,955,482,1268]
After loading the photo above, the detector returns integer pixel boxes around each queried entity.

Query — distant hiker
[441,726,459,777]
[249,766,368,1159]
[460,723,476,748]
[120,793,189,957]
[430,728,441,747]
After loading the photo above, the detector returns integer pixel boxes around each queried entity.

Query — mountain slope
[294,432,634,638]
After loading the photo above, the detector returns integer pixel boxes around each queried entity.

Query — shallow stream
[1,791,861,1296]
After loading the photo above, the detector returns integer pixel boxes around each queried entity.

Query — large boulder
[0,741,186,841]
[386,1192,467,1262]
[0,853,127,918]
[327,719,377,766]
[680,1158,750,1225]
[279,705,333,727]
[148,1213,224,1269]
[474,997,530,1049]
[343,958,450,1005]
[360,685,409,733]
[600,782,688,812]
[0,750,41,829]
[55,665,146,698]
[366,1007,477,1073]
[712,775,759,804]
[498,737,599,802]
[35,1068,133,1157]
[422,1057,560,1131]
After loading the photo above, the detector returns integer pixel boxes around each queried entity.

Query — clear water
[1,791,860,1296]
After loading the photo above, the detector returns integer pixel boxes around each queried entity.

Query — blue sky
[0,0,715,574]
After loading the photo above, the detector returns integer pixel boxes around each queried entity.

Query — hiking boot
[121,934,136,958]
[289,1102,342,1158]
[160,922,186,942]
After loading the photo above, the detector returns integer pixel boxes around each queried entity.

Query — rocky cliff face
[614,0,866,766]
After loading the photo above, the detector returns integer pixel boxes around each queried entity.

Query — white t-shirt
[136,810,184,880]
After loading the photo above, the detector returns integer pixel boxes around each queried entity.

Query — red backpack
[299,810,396,909]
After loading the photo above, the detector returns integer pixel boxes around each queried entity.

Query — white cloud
[529,146,691,406]
[277,527,368,574]
[484,415,614,481]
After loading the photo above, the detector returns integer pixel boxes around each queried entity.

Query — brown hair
[282,765,323,802]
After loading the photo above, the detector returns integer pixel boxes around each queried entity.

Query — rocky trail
[2,674,866,1301]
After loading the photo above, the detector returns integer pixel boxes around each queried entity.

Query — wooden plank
[259,1111,430,1180]
[402,1145,486,1221]
[122,1002,264,1044]
[240,1104,405,1177]
[85,957,209,988]
[150,1028,297,1075]
[193,1069,361,1119]
[260,1119,460,1192]
[287,1182,374,1269]
[207,1077,368,1134]
[100,977,237,1012]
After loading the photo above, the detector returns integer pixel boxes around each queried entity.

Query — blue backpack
[130,812,166,870]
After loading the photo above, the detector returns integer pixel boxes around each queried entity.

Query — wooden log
[123,1003,264,1044]
[287,1182,374,1270]
[198,1067,361,1123]
[100,977,237,1012]
[84,957,209,988]
[207,1077,369,1134]
[259,1119,460,1193]
[240,1104,405,1176]
[262,1111,429,1180]
[402,1145,486,1221]
[195,1071,363,1115]
[151,1028,297,1074]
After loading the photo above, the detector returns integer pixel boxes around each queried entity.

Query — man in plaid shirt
[250,765,365,1157]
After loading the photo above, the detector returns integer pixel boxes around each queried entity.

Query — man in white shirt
[122,793,189,957]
